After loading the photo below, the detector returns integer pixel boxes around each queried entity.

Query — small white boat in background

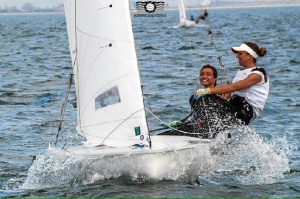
[177,0,196,28]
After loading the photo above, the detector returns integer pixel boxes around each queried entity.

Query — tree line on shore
[0,3,64,13]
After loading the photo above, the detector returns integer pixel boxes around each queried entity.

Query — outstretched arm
[197,73,262,95]
[211,73,261,94]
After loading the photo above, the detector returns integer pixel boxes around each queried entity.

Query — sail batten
[64,0,149,147]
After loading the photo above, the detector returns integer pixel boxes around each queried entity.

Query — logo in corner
[136,1,164,13]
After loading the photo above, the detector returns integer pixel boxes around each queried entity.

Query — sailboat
[20,1,289,190]
[63,0,211,156]
[177,0,196,28]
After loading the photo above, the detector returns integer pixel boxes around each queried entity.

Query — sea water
[0,6,299,198]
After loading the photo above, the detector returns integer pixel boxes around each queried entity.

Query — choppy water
[0,6,300,198]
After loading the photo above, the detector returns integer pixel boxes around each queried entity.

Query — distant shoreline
[132,3,300,12]
[0,12,64,16]
[187,3,300,10]
[0,3,299,16]
[165,3,300,11]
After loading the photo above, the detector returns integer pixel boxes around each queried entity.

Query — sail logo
[134,1,166,17]
[134,127,141,136]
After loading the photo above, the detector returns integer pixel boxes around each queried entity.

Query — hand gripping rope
[147,6,232,135]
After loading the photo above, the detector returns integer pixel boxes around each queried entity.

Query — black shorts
[228,95,253,125]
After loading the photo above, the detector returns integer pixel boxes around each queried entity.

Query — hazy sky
[0,0,251,9]
[0,0,64,9]
[0,0,201,9]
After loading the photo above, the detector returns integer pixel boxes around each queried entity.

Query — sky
[0,0,264,9]
[0,0,64,9]
[0,0,207,9]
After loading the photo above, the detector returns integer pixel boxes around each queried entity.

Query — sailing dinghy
[63,0,211,156]
[177,0,196,28]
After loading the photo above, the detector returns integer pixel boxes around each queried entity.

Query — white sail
[178,0,187,23]
[64,0,149,147]
[177,0,196,28]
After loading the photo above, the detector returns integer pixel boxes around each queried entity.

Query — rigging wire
[146,108,201,136]
[144,2,206,136]
[55,74,74,145]
[52,2,75,146]
[56,2,232,143]
[142,5,198,136]
[196,2,231,135]
[196,0,231,84]
[147,2,233,136]
[54,0,78,147]
[141,86,152,148]
[208,31,231,84]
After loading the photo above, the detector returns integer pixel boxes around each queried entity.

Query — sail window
[95,86,121,109]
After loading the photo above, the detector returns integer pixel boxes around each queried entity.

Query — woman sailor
[162,64,236,138]
[195,41,269,125]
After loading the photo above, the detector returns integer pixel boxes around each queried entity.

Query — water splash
[21,126,291,189]
[205,126,291,184]
[21,143,215,189]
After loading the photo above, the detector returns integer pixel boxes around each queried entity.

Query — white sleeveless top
[232,67,269,120]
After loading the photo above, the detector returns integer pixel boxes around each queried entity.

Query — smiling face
[200,67,217,88]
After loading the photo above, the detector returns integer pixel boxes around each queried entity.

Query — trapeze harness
[227,67,268,125]
[160,67,268,138]
[187,67,268,127]
[159,27,268,137]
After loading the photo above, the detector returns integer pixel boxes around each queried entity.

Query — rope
[195,1,231,85]
[209,31,231,84]
[142,3,216,137]
[144,7,233,138]
[55,74,74,145]
[145,108,200,136]
[99,108,153,147]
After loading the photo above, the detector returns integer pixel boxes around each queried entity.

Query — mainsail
[64,0,149,147]
[178,0,187,24]
[177,0,196,28]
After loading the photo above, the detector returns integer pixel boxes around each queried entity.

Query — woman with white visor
[194,41,269,125]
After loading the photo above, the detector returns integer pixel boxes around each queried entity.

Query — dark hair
[200,64,218,86]
[244,41,267,63]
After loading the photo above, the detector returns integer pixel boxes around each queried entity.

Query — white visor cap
[231,43,258,59]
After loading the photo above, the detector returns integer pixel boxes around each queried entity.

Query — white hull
[177,20,197,28]
[177,0,198,28]
[66,135,211,156]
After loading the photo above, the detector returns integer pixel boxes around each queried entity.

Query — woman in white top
[195,41,269,125]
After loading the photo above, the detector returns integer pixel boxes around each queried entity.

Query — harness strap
[251,67,268,83]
